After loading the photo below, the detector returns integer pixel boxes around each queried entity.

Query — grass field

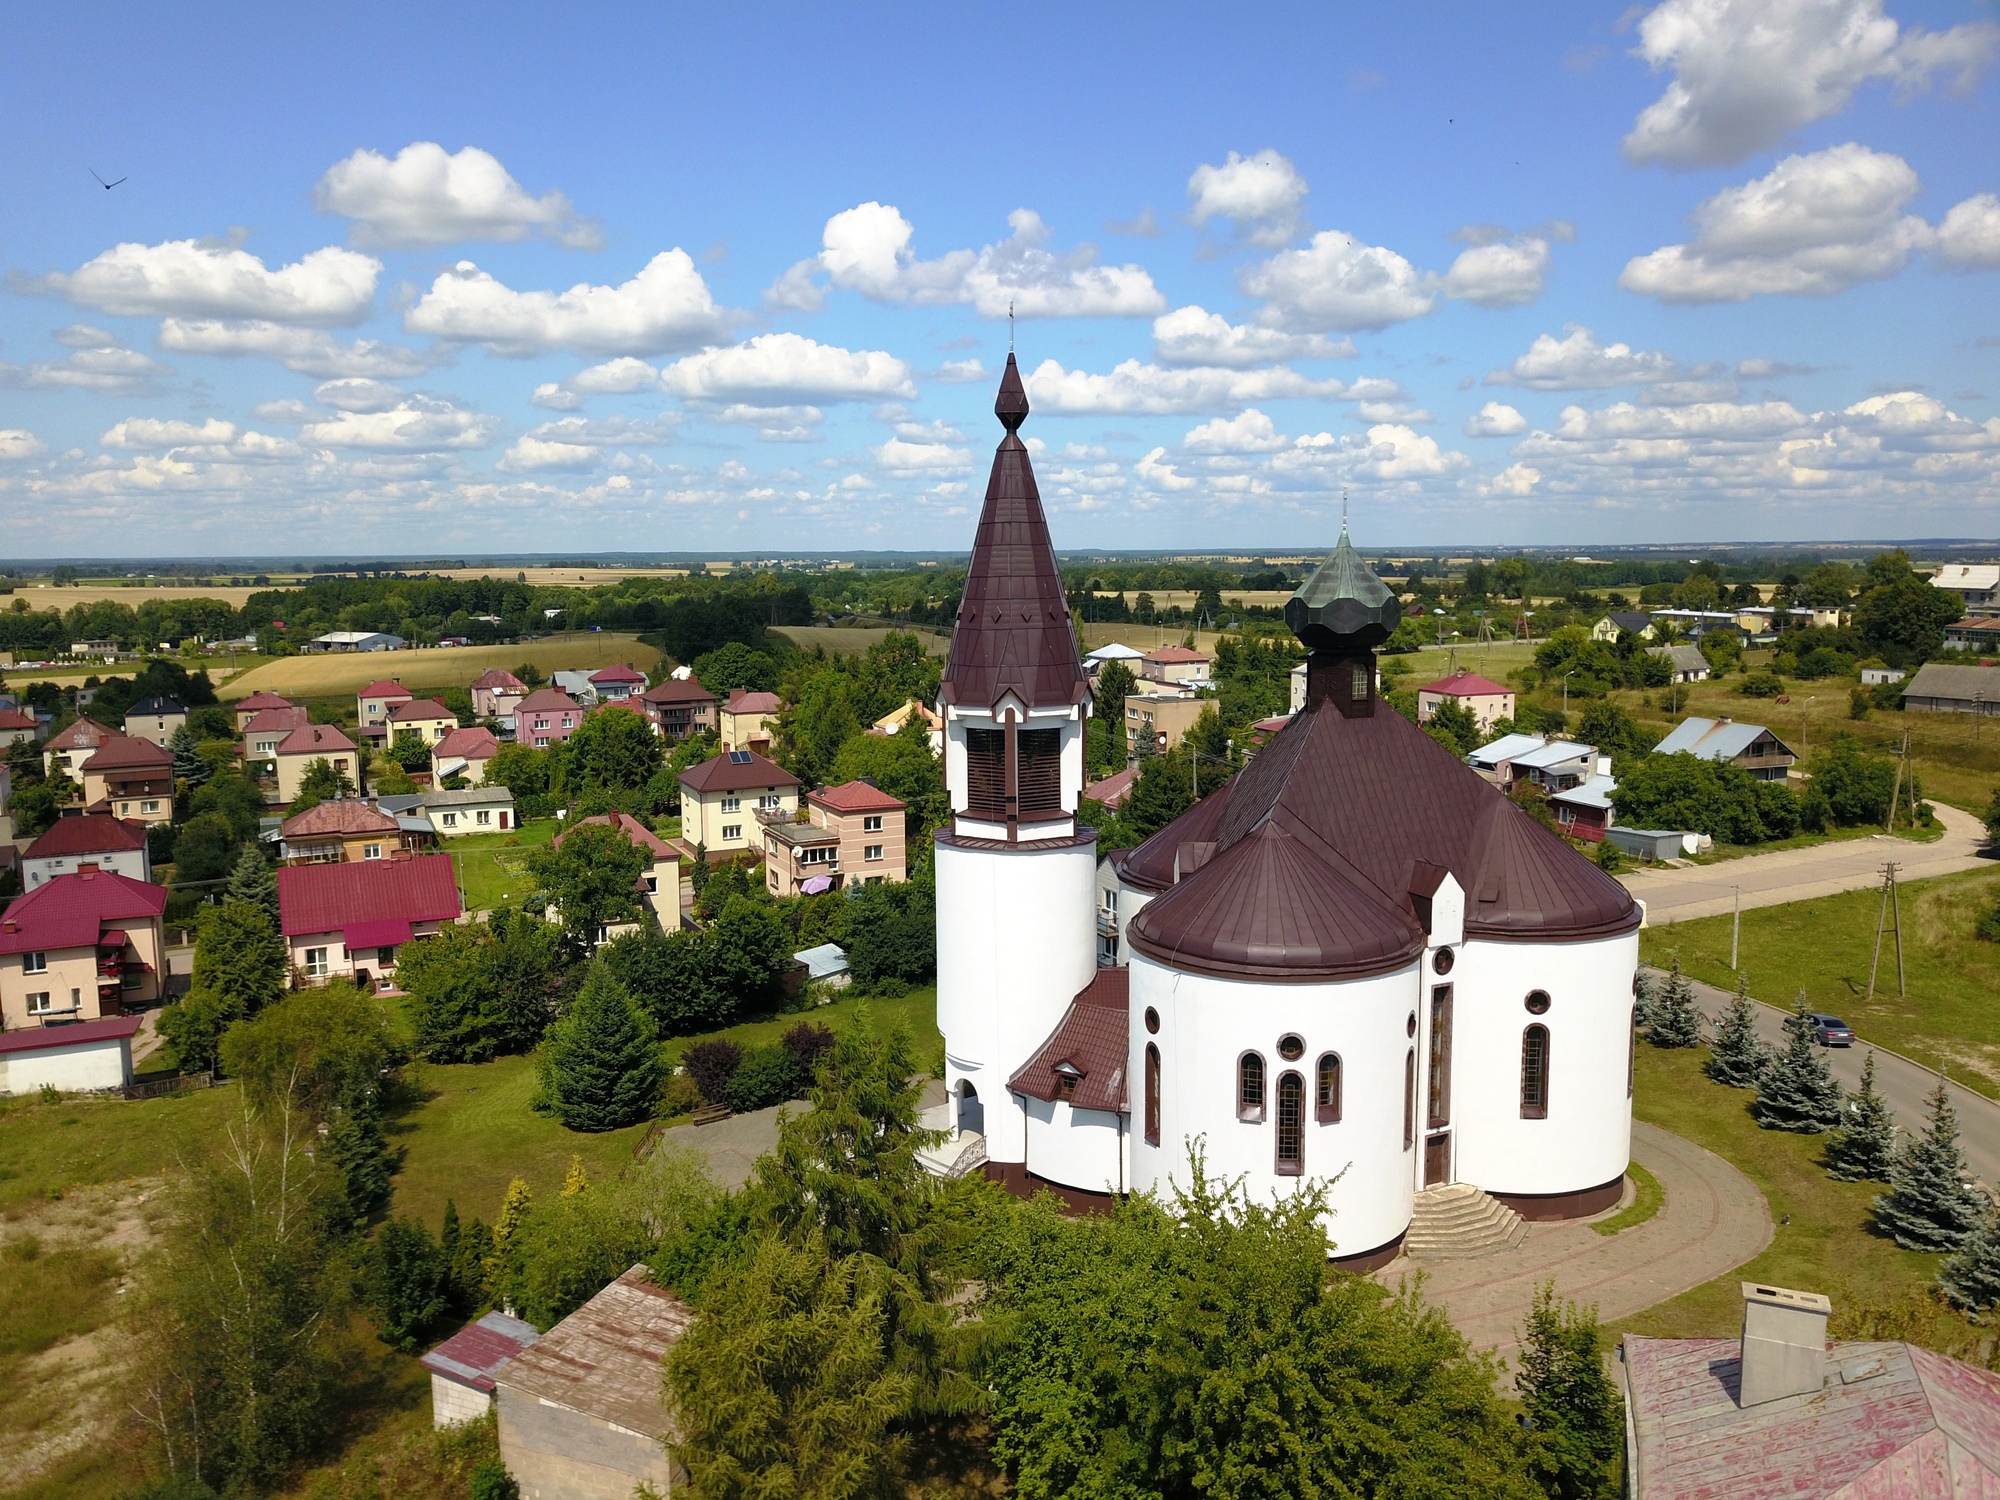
[1641,864,2000,1095]
[0,1083,241,1218]
[660,983,945,1075]
[772,624,949,657]
[440,820,560,912]
[219,633,656,700]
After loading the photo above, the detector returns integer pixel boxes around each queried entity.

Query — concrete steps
[1404,1183,1527,1261]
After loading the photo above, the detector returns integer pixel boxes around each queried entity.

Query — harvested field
[219,633,656,700]
[6,583,269,609]
[772,625,949,656]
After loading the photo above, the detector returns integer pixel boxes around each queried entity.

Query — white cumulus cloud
[1623,0,2000,168]
[1466,402,1529,436]
[404,252,732,357]
[1940,194,2000,269]
[1151,306,1355,366]
[0,338,171,396]
[1488,464,1542,495]
[1487,325,1689,389]
[300,396,499,452]
[101,417,237,449]
[1186,148,1309,246]
[1239,231,1437,332]
[1135,447,1198,490]
[38,238,380,323]
[1441,228,1564,309]
[316,142,601,250]
[497,436,601,472]
[157,318,438,378]
[313,378,408,413]
[0,430,48,461]
[1023,358,1395,416]
[873,438,971,476]
[658,333,914,406]
[1182,409,1291,453]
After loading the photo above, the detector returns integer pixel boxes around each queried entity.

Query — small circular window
[1144,1006,1161,1035]
[1277,1033,1305,1061]
[1433,947,1455,975]
[1525,990,1551,1015]
[1406,1011,1418,1038]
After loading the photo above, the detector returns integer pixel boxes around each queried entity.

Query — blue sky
[1,0,1996,556]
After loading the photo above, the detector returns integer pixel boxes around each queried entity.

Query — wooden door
[1424,1131,1451,1187]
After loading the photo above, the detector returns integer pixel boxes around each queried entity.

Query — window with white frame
[865,844,883,861]
[800,846,834,865]
[363,843,383,859]
[758,793,782,810]
[305,947,329,978]
[863,815,883,832]
[25,991,51,1014]
[476,810,491,826]
[722,824,742,841]
[442,813,459,828]
[721,795,741,813]
[23,951,46,975]
[141,800,160,814]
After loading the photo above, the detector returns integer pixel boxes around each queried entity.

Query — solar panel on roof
[729,750,753,763]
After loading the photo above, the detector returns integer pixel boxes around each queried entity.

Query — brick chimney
[1738,1282,1830,1406]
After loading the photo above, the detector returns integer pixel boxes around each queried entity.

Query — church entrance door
[1424,1131,1451,1187]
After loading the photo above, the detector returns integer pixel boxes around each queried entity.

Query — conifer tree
[539,965,663,1132]
[1751,995,1844,1132]
[486,1178,532,1292]
[1646,961,1703,1049]
[1939,1198,2000,1312]
[562,1155,590,1197]
[1825,1051,1898,1183]
[1705,977,1769,1088]
[1516,1282,1623,1500]
[1631,969,1655,1030]
[226,844,280,919]
[1874,1078,1985,1251]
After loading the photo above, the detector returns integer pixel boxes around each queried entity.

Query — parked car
[1809,1014,1855,1047]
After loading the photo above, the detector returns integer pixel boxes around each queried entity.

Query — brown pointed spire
[939,356,1087,711]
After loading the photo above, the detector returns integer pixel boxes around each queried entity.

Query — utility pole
[1731,884,1741,971]
[1866,861,1905,1002]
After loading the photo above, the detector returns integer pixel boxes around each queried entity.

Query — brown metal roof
[677,748,801,794]
[939,354,1089,713]
[1010,967,1131,1110]
[497,1265,691,1440]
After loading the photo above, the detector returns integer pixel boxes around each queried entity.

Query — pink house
[1416,669,1516,733]
[763,779,907,898]
[470,669,527,722]
[515,688,583,748]
[277,854,462,985]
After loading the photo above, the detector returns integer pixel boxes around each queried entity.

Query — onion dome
[1285,523,1404,651]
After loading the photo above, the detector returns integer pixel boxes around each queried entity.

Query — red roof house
[432,725,500,781]
[1083,765,1138,811]
[22,813,152,889]
[44,716,114,775]
[1415,668,1516,734]
[0,867,169,1026]
[77,736,175,824]
[241,706,312,758]
[421,1311,541,1426]
[587,663,647,701]
[515,688,583,747]
[639,677,718,742]
[276,854,462,984]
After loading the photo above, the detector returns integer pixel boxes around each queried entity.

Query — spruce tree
[1646,961,1703,1049]
[1825,1051,1898,1182]
[540,965,663,1131]
[1705,977,1769,1088]
[1751,996,1845,1133]
[485,1179,533,1297]
[1939,1198,2000,1312]
[227,844,280,920]
[1874,1078,1985,1251]
[168,722,211,789]
[1516,1282,1623,1500]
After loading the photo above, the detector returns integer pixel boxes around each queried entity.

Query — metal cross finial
[1341,488,1349,530]
[1008,300,1015,353]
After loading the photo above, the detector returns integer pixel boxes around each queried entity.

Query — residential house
[0,1014,143,1097]
[1621,1282,2000,1498]
[422,785,516,837]
[0,867,167,1028]
[1140,645,1211,685]
[1416,669,1515,733]
[241,706,311,762]
[794,943,850,987]
[420,1312,540,1430]
[1507,739,1607,792]
[678,748,800,856]
[1648,608,1741,638]
[232,690,295,731]
[0,708,43,747]
[122,696,186,748]
[276,800,429,865]
[277,853,462,985]
[272,723,362,804]
[549,670,600,706]
[1647,642,1711,684]
[515,687,584,747]
[1083,765,1137,811]
[555,812,680,931]
[638,677,717,743]
[718,688,781,753]
[1123,689,1205,755]
[587,663,647,701]
[22,814,151,889]
[311,630,404,652]
[1653,715,1798,780]
[356,679,414,730]
[1903,662,2000,714]
[78,737,175,825]
[1589,610,1655,642]
[1549,774,1616,843]
[869,698,944,753]
[1465,731,1553,785]
[1932,562,2000,617]
[494,1265,691,1500]
[430,725,500,785]
[43,716,115,779]
[1943,618,2000,653]
[469,668,527,722]
[388,697,458,746]
[763,779,907,897]
[1861,665,1906,686]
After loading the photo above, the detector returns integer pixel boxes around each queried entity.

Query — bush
[724,1044,806,1113]
[662,1073,703,1117]
[781,1022,836,1078]
[367,1217,449,1352]
[683,1039,742,1104]
[1977,904,2000,943]
[1593,839,1622,873]
[1739,671,1784,697]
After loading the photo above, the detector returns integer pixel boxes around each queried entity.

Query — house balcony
[1096,911,1119,938]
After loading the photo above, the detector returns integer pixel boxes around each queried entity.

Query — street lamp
[1562,671,1575,718]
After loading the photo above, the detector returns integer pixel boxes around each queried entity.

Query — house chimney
[1738,1282,1830,1406]
[78,861,99,874]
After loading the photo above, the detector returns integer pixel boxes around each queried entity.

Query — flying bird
[89,169,126,190]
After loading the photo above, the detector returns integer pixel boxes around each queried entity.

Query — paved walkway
[1619,802,1991,924]
[1377,1121,1772,1366]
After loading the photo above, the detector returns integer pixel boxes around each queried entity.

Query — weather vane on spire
[1008,300,1015,353]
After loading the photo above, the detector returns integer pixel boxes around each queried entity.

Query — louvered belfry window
[1016,728,1063,817]
[963,729,1006,817]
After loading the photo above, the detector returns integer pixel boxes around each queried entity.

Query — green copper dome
[1285,524,1403,651]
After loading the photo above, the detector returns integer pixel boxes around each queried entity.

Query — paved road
[1661,967,2000,1187]
[1619,802,1992,924]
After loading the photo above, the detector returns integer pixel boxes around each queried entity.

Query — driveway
[1619,802,1992,924]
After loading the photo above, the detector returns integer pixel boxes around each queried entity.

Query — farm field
[218,632,655,700]
[428,565,689,586]
[772,624,949,656]
[6,582,272,609]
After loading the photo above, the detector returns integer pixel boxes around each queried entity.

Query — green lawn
[0,1082,242,1215]
[1640,864,2000,1096]
[438,819,558,913]
[661,983,945,1075]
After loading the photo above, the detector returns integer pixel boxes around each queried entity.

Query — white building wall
[1023,1096,1126,1196]
[430,1374,493,1429]
[0,1035,132,1095]
[936,836,1097,1164]
[1128,954,1421,1260]
[23,847,150,889]
[1445,931,1637,1198]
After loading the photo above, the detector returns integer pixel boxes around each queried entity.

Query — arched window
[1521,1025,1550,1119]
[1316,1053,1342,1123]
[1238,1053,1266,1122]
[1144,1044,1161,1146]
[1403,1049,1416,1149]
[1275,1072,1304,1174]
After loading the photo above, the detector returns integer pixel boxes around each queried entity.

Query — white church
[933,355,1642,1267]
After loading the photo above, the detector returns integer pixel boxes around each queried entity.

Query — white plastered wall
[1023,1096,1126,1196]
[0,1035,132,1095]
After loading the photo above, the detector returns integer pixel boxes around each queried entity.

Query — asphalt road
[1660,967,2000,1188]
[1619,803,1992,924]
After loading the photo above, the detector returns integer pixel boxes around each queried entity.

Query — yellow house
[718,690,781,754]
[677,749,799,857]
[77,736,176,826]
[388,697,458,745]
[273,723,362,804]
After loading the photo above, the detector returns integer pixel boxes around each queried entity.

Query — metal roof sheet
[0,1014,142,1055]
[677,749,800,794]
[1010,967,1130,1110]
[1653,716,1782,762]
[420,1311,540,1394]
[0,869,166,954]
[1906,663,2000,703]
[1467,732,1547,767]
[23,813,149,859]
[496,1265,691,1439]
[276,855,460,938]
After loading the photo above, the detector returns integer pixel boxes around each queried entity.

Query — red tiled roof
[809,780,905,814]
[242,707,311,736]
[557,811,674,859]
[589,663,645,683]
[1420,672,1512,697]
[433,726,499,761]
[236,691,295,711]
[642,678,716,705]
[1011,968,1129,1111]
[80,736,173,772]
[0,868,166,955]
[516,687,581,713]
[275,723,358,756]
[45,717,112,753]
[722,689,781,715]
[471,669,526,692]
[276,854,461,938]
[0,709,39,731]
[1144,646,1210,664]
[281,799,400,838]
[0,1014,143,1055]
[358,680,411,699]
[389,698,453,722]
[23,813,149,859]
[678,749,800,794]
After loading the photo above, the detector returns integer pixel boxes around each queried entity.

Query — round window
[1406,1011,1418,1038]
[1433,947,1455,975]
[1144,1006,1161,1035]
[1525,990,1551,1015]
[1277,1033,1305,1061]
